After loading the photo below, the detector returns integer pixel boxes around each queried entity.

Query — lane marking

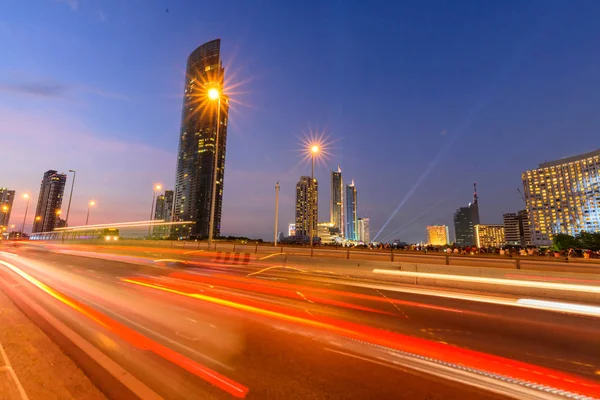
[0,333,30,400]
[153,259,184,263]
[183,250,204,255]
[247,265,305,276]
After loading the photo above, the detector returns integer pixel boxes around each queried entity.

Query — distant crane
[517,188,526,206]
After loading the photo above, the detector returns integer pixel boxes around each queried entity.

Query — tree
[552,233,578,251]
[577,231,600,251]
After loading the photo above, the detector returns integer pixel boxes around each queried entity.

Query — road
[0,245,599,400]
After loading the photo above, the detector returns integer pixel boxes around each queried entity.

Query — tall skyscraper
[357,217,370,243]
[453,183,480,246]
[0,188,15,229]
[32,170,66,233]
[153,190,174,238]
[474,224,505,248]
[522,149,600,246]
[345,180,357,240]
[174,39,230,239]
[427,225,449,246]
[330,166,344,236]
[503,210,532,247]
[295,176,318,237]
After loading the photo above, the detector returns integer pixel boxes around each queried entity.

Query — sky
[2,0,600,242]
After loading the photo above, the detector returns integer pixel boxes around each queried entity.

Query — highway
[1,245,599,399]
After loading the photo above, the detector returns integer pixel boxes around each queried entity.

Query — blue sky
[2,0,600,241]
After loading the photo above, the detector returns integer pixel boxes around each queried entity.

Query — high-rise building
[0,188,15,230]
[522,149,600,246]
[173,39,230,239]
[474,224,505,248]
[453,183,480,246]
[153,190,174,238]
[503,210,532,247]
[427,225,449,246]
[295,176,318,237]
[330,166,344,236]
[32,170,66,233]
[357,217,370,243]
[345,180,357,240]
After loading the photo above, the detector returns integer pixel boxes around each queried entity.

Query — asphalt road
[1,246,599,400]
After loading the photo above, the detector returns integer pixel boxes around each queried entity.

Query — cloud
[54,0,79,11]
[97,10,106,22]
[0,82,70,98]
[0,79,128,101]
[440,129,447,135]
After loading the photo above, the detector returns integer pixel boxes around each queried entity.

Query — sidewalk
[0,289,106,400]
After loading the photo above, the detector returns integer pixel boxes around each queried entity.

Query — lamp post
[21,194,30,234]
[207,86,221,247]
[274,181,280,246]
[309,145,319,250]
[149,184,161,237]
[86,200,95,226]
[65,169,76,227]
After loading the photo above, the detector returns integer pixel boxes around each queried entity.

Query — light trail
[0,260,249,398]
[517,299,600,317]
[122,276,600,399]
[372,269,600,294]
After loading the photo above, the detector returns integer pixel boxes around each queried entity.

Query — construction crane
[517,188,526,206]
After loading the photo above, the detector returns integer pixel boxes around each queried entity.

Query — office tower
[427,225,449,246]
[288,223,296,237]
[32,170,67,233]
[522,149,600,246]
[503,210,532,247]
[295,176,318,237]
[357,217,370,243]
[453,183,480,246]
[173,39,230,239]
[0,188,15,230]
[474,224,505,248]
[345,180,357,240]
[152,190,174,238]
[330,166,344,236]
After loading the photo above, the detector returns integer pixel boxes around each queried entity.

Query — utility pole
[274,181,280,246]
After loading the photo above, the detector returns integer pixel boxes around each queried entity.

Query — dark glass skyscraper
[345,180,357,240]
[174,39,229,239]
[33,170,66,233]
[0,188,15,229]
[330,166,344,236]
[453,184,480,246]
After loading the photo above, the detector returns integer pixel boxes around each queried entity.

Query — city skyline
[3,2,600,242]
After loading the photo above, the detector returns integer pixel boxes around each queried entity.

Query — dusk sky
[2,1,600,242]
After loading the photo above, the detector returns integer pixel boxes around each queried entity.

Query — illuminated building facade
[295,176,318,237]
[330,166,344,236]
[0,188,15,230]
[174,39,230,239]
[453,184,480,246]
[503,210,532,246]
[522,149,600,246]
[153,190,174,238]
[357,217,370,243]
[33,170,66,233]
[474,224,505,248]
[427,225,449,246]
[345,180,357,240]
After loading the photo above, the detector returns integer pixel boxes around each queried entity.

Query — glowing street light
[207,86,222,247]
[308,143,320,249]
[149,184,162,237]
[21,194,30,234]
[86,200,96,226]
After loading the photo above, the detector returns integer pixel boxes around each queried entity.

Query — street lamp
[65,169,76,227]
[309,144,319,249]
[86,200,95,226]
[21,194,30,234]
[207,86,222,247]
[149,184,161,237]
